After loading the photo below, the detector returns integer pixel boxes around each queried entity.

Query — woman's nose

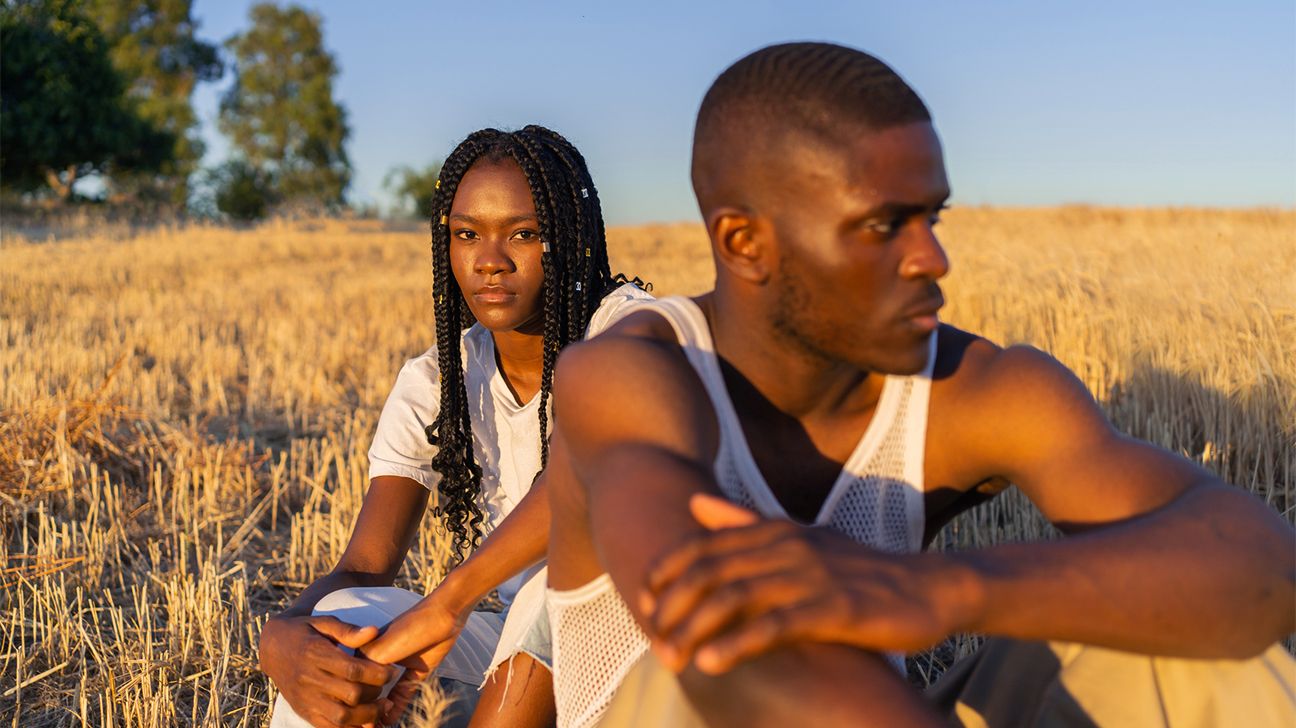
[475,239,514,276]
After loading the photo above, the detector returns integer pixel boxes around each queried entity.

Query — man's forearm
[954,484,1295,657]
[586,451,941,726]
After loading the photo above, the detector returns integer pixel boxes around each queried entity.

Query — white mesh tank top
[548,296,935,728]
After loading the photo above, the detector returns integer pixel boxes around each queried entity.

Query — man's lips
[900,293,945,332]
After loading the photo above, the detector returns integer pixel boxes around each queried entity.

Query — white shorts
[267,586,505,728]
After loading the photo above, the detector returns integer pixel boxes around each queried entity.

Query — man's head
[693,42,951,375]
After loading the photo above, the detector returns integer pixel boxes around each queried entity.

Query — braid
[423,125,644,563]
[426,131,497,563]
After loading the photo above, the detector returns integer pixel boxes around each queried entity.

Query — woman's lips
[473,287,516,304]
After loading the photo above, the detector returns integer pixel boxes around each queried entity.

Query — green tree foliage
[85,0,222,206]
[219,3,350,211]
[0,0,172,199]
[207,159,275,221]
[383,162,443,220]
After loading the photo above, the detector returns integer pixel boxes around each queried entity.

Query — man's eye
[863,218,901,236]
[929,205,949,227]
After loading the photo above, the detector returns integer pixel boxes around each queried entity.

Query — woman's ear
[707,206,773,284]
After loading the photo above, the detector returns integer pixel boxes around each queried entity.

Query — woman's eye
[454,229,477,240]
[513,229,539,241]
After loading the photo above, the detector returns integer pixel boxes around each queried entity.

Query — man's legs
[927,639,1296,727]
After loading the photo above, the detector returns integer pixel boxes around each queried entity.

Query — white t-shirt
[367,282,654,604]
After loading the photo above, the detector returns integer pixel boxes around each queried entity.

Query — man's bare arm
[642,344,1294,672]
[550,330,941,727]
[952,345,1294,656]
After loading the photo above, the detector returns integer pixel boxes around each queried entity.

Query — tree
[0,0,172,199]
[207,159,275,221]
[383,162,443,220]
[219,3,350,211]
[85,0,223,206]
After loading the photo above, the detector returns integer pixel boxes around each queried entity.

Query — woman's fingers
[304,697,384,728]
[309,615,381,650]
[381,677,423,725]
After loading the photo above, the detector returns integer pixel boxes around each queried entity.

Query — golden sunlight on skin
[1,208,1292,723]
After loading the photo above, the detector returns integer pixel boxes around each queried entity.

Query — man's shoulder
[933,324,1084,410]
[555,305,710,419]
[566,305,684,367]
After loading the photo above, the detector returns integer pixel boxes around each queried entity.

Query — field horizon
[2,206,1293,726]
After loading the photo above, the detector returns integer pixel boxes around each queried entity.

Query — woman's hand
[259,614,395,728]
[359,588,477,725]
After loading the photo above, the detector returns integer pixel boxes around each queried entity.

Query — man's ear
[707,206,773,284]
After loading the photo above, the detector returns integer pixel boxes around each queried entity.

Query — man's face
[762,121,951,375]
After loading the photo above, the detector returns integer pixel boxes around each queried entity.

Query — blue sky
[191,0,1296,224]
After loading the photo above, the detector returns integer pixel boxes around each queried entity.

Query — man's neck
[702,291,886,422]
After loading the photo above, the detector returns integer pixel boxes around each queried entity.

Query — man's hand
[259,614,395,728]
[641,494,984,675]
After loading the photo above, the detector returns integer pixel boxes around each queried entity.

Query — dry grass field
[2,208,1293,725]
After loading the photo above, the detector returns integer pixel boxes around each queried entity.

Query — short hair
[692,42,931,210]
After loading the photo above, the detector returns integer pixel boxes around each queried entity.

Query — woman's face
[448,158,546,335]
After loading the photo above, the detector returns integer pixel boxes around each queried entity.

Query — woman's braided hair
[426,125,646,564]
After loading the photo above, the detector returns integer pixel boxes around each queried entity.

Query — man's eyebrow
[859,195,951,219]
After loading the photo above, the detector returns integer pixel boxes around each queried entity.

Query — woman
[260,126,651,728]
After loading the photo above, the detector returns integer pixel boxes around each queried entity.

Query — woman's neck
[491,328,546,405]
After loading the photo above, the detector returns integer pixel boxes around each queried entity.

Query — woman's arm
[259,475,429,728]
[359,475,550,666]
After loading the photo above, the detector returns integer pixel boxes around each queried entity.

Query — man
[541,42,1295,726]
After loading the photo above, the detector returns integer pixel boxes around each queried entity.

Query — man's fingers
[643,520,792,608]
[657,572,808,670]
[690,493,760,530]
[310,615,381,650]
[692,610,789,675]
[691,600,844,675]
[649,549,800,637]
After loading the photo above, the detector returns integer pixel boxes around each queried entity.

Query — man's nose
[900,224,950,281]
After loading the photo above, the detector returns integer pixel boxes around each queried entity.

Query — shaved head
[691,42,931,214]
